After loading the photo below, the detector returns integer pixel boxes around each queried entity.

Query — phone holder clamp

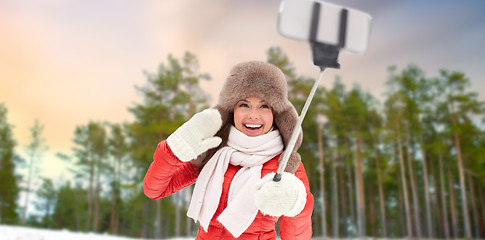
[309,2,348,70]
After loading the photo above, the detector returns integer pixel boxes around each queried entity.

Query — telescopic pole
[273,1,347,181]
[273,69,325,181]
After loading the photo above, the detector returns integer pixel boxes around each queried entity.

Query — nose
[248,108,259,120]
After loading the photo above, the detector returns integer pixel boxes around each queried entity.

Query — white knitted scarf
[187,126,284,238]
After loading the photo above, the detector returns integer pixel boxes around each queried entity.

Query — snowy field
[3,225,470,240]
[0,225,193,240]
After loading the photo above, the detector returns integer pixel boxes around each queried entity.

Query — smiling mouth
[244,124,262,130]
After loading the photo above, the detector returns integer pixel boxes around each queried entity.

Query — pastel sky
[1,0,485,182]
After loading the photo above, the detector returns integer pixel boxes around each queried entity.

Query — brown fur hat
[212,61,302,174]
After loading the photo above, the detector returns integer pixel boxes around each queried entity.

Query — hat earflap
[273,105,302,174]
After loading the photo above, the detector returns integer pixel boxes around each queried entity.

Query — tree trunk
[155,199,161,239]
[75,185,81,231]
[131,199,138,237]
[93,167,101,232]
[110,183,119,234]
[453,130,471,238]
[330,139,339,237]
[110,200,119,235]
[186,186,193,236]
[374,140,387,237]
[419,134,433,237]
[466,171,479,238]
[142,200,150,238]
[478,186,485,237]
[438,150,450,238]
[21,153,35,225]
[397,168,405,237]
[404,132,422,238]
[87,158,95,232]
[428,153,438,237]
[316,123,327,237]
[449,100,471,238]
[354,137,365,237]
[367,186,376,236]
[110,155,121,235]
[45,198,51,228]
[344,138,355,236]
[338,148,348,237]
[395,121,413,236]
[448,164,458,237]
[175,191,181,236]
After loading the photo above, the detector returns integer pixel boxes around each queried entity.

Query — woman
[143,61,313,239]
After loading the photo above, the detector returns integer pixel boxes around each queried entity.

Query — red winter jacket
[143,140,314,240]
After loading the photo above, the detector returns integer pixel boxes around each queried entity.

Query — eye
[238,103,249,108]
[260,104,270,109]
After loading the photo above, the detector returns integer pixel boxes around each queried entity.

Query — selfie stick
[273,3,347,182]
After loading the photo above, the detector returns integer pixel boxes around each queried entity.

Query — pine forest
[1,47,484,239]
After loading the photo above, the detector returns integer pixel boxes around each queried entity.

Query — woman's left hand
[254,172,307,217]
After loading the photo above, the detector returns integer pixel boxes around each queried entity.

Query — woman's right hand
[167,108,223,162]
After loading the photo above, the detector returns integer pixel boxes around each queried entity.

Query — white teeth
[245,124,262,128]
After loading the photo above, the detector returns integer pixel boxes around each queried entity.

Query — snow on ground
[2,225,417,240]
[0,225,194,240]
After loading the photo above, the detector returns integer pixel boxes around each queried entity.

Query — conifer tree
[70,121,108,232]
[0,103,20,224]
[437,70,485,238]
[35,178,56,228]
[21,119,47,225]
[127,52,211,238]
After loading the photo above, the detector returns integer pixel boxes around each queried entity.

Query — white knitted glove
[255,172,307,217]
[167,108,223,162]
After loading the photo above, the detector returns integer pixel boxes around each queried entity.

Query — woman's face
[233,96,274,137]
